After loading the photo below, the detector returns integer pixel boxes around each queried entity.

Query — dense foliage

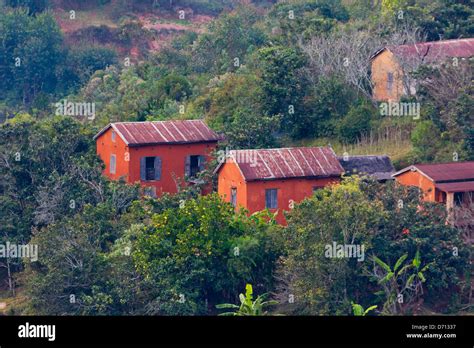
[0,0,472,316]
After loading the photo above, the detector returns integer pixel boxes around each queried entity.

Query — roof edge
[392,165,435,182]
[93,123,130,145]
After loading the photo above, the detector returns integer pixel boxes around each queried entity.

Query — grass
[291,124,414,168]
[0,288,29,315]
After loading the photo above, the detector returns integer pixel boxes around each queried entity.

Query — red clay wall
[96,127,130,181]
[96,127,217,195]
[127,141,217,195]
[246,177,340,224]
[217,160,340,224]
[217,160,248,210]
[394,171,441,202]
[371,50,404,102]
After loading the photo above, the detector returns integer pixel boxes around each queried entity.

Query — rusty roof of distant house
[338,155,395,181]
[94,120,221,146]
[393,161,474,183]
[436,181,474,193]
[215,147,344,182]
[371,38,474,63]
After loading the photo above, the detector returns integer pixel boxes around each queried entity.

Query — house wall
[96,128,217,195]
[217,161,340,224]
[371,50,405,102]
[128,142,217,195]
[246,177,340,224]
[96,127,130,181]
[394,170,442,203]
[217,160,248,211]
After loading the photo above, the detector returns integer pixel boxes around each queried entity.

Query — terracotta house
[370,38,474,101]
[393,162,474,224]
[94,120,220,196]
[215,147,344,224]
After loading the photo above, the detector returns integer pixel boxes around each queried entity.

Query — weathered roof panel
[387,38,474,63]
[393,161,474,182]
[221,147,344,181]
[436,181,474,193]
[94,120,221,145]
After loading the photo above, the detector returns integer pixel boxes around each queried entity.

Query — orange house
[94,120,220,196]
[215,147,344,224]
[370,38,474,101]
[393,162,474,220]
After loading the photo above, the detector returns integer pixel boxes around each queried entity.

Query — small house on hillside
[393,161,474,228]
[94,120,220,197]
[215,147,344,224]
[338,155,395,182]
[370,38,474,101]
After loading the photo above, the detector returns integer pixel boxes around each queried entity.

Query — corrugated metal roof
[436,181,474,193]
[387,38,474,63]
[94,120,221,146]
[393,161,474,182]
[222,147,343,181]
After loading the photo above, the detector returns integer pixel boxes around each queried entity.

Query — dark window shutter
[154,157,162,180]
[231,188,237,207]
[140,157,146,180]
[185,156,191,177]
[198,155,206,172]
[265,189,277,209]
[110,154,116,174]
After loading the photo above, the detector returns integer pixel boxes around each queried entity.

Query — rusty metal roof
[217,147,344,181]
[94,120,221,146]
[387,38,474,63]
[393,161,474,183]
[436,181,474,193]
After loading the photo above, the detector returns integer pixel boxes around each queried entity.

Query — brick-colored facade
[94,121,219,196]
[371,49,405,102]
[215,147,343,224]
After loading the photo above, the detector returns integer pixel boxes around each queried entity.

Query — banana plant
[216,284,278,316]
[372,250,431,315]
[351,302,377,316]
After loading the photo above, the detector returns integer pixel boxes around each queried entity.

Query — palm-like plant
[351,302,377,316]
[216,284,278,316]
[372,250,431,314]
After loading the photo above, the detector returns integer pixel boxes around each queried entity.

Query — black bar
[0,315,472,346]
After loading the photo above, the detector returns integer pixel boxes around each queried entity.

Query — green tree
[276,177,384,315]
[337,102,376,143]
[192,6,266,74]
[257,45,307,137]
[131,194,282,315]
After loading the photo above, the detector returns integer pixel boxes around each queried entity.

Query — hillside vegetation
[0,0,472,316]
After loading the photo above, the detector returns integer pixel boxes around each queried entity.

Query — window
[265,189,278,209]
[185,155,205,178]
[454,192,464,206]
[111,130,116,142]
[140,156,162,181]
[387,72,394,91]
[230,187,237,207]
[110,154,116,174]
